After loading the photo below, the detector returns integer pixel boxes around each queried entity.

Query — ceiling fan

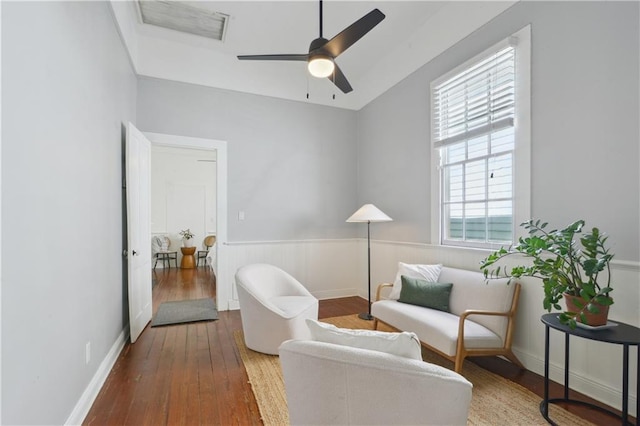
[237,1,385,94]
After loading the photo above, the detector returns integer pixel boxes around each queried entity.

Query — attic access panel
[137,1,229,41]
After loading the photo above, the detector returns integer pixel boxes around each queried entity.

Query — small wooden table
[180,247,196,269]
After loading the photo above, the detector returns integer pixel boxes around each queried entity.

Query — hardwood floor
[84,267,631,425]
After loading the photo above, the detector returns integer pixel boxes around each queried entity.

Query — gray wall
[137,78,359,241]
[2,2,137,424]
[357,1,640,262]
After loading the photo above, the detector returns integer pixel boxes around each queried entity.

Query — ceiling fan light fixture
[308,55,335,78]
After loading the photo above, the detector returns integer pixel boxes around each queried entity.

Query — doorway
[143,132,229,311]
[151,145,216,268]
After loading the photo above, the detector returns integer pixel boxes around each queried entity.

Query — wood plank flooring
[84,267,631,425]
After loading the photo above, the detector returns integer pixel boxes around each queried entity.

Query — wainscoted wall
[225,239,361,310]
[226,238,639,412]
[368,240,639,412]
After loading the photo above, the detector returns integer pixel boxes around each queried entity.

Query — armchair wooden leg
[454,353,466,373]
[373,318,379,330]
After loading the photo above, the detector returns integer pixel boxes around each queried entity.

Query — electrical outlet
[85,342,91,364]
[238,211,245,221]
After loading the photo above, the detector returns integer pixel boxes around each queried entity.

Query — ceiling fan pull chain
[332,67,336,100]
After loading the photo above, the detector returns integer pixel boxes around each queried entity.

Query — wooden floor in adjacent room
[84,267,630,425]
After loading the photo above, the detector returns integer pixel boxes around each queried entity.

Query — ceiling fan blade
[237,54,309,61]
[330,64,353,94]
[322,9,385,58]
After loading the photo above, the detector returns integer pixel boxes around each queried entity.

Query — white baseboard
[65,327,129,425]
[314,288,360,300]
[513,347,635,412]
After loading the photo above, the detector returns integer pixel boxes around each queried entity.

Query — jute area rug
[234,314,595,426]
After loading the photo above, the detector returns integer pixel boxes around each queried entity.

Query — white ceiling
[110,1,517,110]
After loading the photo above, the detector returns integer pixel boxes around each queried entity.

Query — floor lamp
[346,204,392,320]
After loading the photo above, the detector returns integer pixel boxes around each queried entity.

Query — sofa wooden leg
[505,351,525,369]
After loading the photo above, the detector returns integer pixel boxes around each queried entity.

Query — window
[431,27,530,249]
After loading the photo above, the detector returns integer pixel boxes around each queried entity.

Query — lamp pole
[346,204,392,321]
[359,220,373,320]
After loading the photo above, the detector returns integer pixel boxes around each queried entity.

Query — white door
[126,122,152,343]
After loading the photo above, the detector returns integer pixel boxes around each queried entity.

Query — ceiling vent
[137,1,229,42]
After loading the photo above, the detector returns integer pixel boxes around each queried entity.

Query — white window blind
[433,45,516,247]
[434,46,515,148]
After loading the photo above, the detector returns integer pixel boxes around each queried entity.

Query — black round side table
[540,313,640,425]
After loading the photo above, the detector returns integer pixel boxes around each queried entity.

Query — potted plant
[179,229,195,247]
[480,219,614,328]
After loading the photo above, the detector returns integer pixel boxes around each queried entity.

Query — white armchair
[279,339,473,425]
[235,264,318,355]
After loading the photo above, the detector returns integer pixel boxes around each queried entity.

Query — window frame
[430,26,531,250]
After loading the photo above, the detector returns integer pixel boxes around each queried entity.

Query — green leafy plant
[179,229,195,240]
[480,219,614,328]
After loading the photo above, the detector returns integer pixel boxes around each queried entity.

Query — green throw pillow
[398,275,453,312]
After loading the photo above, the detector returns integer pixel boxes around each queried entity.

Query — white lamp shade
[346,204,392,223]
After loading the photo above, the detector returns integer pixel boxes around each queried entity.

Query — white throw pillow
[388,262,443,300]
[305,319,422,360]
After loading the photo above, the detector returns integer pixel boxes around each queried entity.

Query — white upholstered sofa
[235,264,318,355]
[279,338,473,425]
[372,264,523,373]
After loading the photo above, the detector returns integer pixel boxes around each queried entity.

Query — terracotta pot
[563,293,610,326]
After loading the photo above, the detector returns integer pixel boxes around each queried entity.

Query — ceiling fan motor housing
[309,37,331,56]
[307,37,335,78]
